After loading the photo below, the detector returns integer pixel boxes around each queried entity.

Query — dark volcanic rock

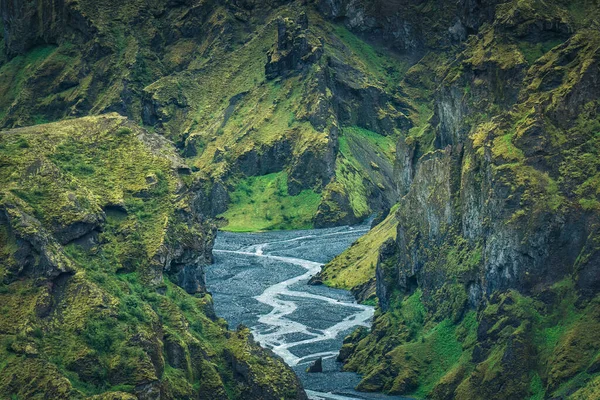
[306,357,323,373]
[265,12,324,79]
[0,202,75,282]
[0,0,95,56]
[336,3,600,398]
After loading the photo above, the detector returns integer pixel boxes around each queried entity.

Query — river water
[206,223,408,400]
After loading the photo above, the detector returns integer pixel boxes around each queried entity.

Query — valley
[208,224,409,400]
[1,0,600,399]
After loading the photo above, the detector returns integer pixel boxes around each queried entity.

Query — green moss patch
[218,172,321,232]
[321,205,398,292]
[0,115,304,399]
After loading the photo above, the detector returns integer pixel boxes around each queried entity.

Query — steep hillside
[2,0,600,399]
[0,115,306,399]
[324,0,600,398]
[0,0,422,231]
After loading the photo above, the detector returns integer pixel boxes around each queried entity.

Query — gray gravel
[206,223,410,400]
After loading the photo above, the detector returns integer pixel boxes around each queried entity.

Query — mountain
[0,0,412,232]
[1,0,600,399]
[317,0,600,399]
[0,115,306,399]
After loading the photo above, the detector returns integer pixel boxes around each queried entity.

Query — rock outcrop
[0,0,94,56]
[305,357,323,373]
[265,13,324,79]
[328,1,600,399]
[0,0,417,230]
[0,115,307,400]
[3,0,600,398]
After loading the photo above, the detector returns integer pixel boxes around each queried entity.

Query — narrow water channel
[206,223,409,400]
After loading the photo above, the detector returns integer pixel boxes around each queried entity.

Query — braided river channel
[206,223,408,400]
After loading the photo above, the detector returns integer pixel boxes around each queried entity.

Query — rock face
[265,13,324,79]
[315,0,472,55]
[0,0,414,230]
[0,115,307,400]
[2,0,600,398]
[327,1,600,399]
[305,357,323,373]
[0,0,94,56]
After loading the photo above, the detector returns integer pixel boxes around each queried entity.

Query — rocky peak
[265,12,324,79]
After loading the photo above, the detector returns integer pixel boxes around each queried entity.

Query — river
[206,222,409,400]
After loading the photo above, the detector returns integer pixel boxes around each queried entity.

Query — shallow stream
[207,223,408,400]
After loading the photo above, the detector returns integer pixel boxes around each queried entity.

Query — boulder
[306,357,323,373]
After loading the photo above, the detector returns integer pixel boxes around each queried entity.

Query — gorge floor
[207,223,410,400]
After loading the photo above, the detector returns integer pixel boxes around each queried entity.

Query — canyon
[1,0,599,399]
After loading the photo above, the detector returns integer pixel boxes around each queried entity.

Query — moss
[0,115,180,267]
[0,116,303,399]
[528,373,545,400]
[223,327,305,399]
[341,126,397,163]
[218,171,321,231]
[387,318,468,397]
[324,1,600,399]
[321,204,398,292]
[518,39,565,65]
[546,298,600,391]
[0,358,75,399]
[344,289,479,397]
[334,156,371,220]
[491,132,525,162]
[441,236,483,278]
[0,46,58,121]
[1,2,424,233]
[326,23,409,90]
[570,374,600,399]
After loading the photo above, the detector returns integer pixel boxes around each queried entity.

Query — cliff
[0,114,306,399]
[2,0,600,398]
[0,0,413,231]
[320,0,600,398]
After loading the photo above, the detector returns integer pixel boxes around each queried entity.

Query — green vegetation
[321,205,398,293]
[1,0,600,399]
[0,45,57,122]
[0,2,414,229]
[333,2,600,399]
[344,284,600,399]
[0,114,176,269]
[517,39,565,65]
[334,157,370,220]
[327,24,409,89]
[218,172,321,232]
[342,290,476,396]
[340,127,396,164]
[0,116,304,399]
[328,126,398,222]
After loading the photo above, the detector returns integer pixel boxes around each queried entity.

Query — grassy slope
[153,8,409,230]
[331,1,600,398]
[320,205,398,291]
[0,115,303,399]
[218,172,321,232]
[0,45,58,122]
[0,115,176,265]
[334,127,398,220]
[345,283,600,399]
[0,3,409,232]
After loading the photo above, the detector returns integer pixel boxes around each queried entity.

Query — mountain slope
[2,0,600,399]
[323,0,600,398]
[0,0,416,231]
[0,114,306,399]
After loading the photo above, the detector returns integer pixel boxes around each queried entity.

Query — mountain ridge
[1,0,600,399]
